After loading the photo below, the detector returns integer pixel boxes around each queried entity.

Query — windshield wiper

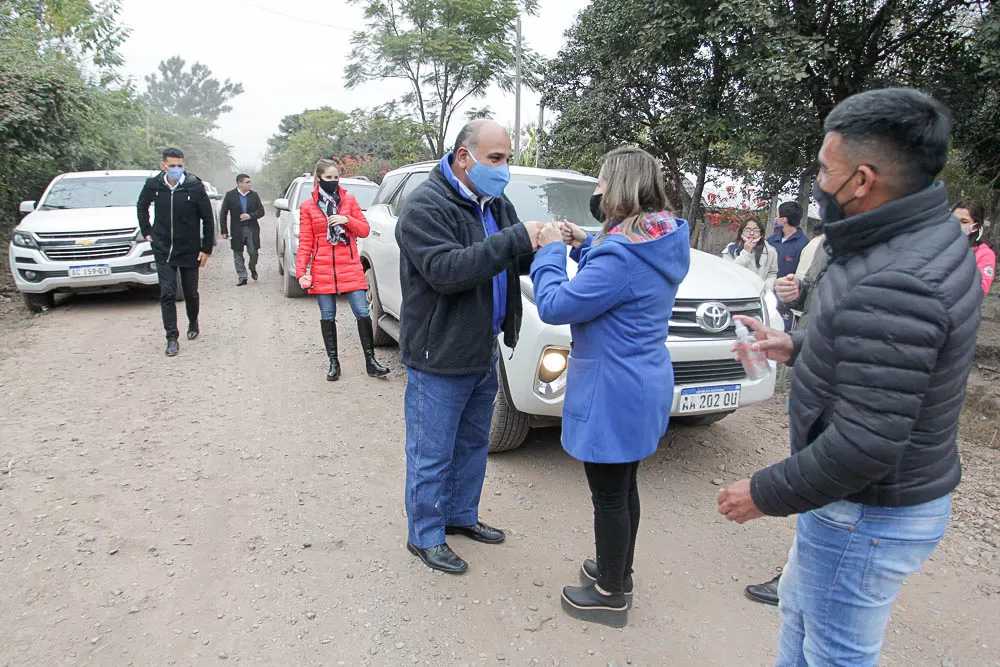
[40,205,69,210]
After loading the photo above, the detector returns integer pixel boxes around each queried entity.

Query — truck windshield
[40,177,147,210]
[505,174,601,232]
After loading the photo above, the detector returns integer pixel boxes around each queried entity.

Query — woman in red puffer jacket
[296,159,390,381]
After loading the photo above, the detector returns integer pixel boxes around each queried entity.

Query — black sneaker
[561,584,628,628]
[237,278,248,287]
[580,559,633,606]
[165,338,179,357]
[745,573,781,606]
[251,269,258,281]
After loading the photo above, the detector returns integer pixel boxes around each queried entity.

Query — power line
[226,0,356,33]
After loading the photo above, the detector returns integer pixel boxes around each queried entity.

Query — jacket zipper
[167,188,175,263]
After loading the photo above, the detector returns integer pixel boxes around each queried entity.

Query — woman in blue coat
[531,147,691,628]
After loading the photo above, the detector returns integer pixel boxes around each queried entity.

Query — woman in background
[953,199,995,296]
[723,219,778,290]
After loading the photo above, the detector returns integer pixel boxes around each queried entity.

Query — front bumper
[9,242,160,294]
[500,299,779,420]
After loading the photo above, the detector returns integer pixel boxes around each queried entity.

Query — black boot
[357,317,390,378]
[320,320,340,381]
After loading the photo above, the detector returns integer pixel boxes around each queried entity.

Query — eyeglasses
[744,229,761,236]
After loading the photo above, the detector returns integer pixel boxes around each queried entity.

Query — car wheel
[282,250,307,298]
[672,411,734,427]
[21,292,54,313]
[489,361,531,454]
[364,265,393,347]
[175,268,185,302]
[276,233,284,276]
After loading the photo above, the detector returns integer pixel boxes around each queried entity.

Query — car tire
[282,249,307,298]
[276,232,284,276]
[364,265,393,347]
[489,361,531,454]
[672,411,734,427]
[22,292,54,313]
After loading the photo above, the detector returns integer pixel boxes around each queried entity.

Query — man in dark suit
[219,174,266,286]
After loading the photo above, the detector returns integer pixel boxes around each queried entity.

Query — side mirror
[273,198,290,212]
[209,193,223,201]
[19,200,36,214]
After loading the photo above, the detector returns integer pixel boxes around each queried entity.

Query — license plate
[68,264,111,278]
[679,384,741,414]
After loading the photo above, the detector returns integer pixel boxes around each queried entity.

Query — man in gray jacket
[718,89,982,664]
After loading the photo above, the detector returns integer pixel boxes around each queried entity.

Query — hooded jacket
[137,171,214,267]
[722,240,778,290]
[750,183,982,516]
[530,214,691,464]
[973,242,995,296]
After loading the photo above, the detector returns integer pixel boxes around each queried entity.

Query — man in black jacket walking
[219,173,266,286]
[718,89,982,664]
[397,120,542,574]
[137,147,215,356]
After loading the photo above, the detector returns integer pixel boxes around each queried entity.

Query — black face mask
[319,179,340,194]
[813,170,860,224]
[589,193,604,221]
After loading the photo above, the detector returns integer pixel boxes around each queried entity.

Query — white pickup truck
[359,161,780,452]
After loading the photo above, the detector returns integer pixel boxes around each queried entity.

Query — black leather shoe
[561,584,628,628]
[407,542,468,574]
[745,573,781,606]
[580,559,634,600]
[165,338,179,357]
[251,269,258,281]
[187,322,199,340]
[445,522,505,544]
[237,278,248,286]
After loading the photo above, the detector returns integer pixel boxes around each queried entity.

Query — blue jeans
[777,495,951,666]
[317,291,369,321]
[404,356,499,548]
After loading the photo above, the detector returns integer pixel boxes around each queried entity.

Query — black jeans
[157,263,199,340]
[584,460,641,594]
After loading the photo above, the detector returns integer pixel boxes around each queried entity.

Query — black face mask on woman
[319,179,340,195]
[589,193,604,222]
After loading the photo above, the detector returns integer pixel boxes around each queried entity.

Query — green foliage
[346,0,539,156]
[144,56,245,122]
[544,0,995,227]
[259,104,431,197]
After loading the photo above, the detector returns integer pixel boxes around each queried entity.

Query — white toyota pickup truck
[359,162,780,452]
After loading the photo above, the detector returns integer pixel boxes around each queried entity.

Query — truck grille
[672,359,747,385]
[43,243,133,262]
[669,298,764,339]
[35,228,137,240]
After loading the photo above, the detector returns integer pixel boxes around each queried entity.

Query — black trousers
[584,460,641,594]
[157,263,199,340]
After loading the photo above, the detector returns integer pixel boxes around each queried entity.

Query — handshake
[523,220,588,252]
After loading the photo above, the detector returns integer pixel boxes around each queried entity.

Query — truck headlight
[536,346,570,396]
[13,231,38,249]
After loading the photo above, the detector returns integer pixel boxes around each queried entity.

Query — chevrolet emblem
[78,239,96,246]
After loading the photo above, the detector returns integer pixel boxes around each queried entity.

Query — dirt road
[1,218,998,666]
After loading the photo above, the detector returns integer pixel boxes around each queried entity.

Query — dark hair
[236,173,250,184]
[162,147,184,160]
[731,218,766,268]
[778,201,803,227]
[953,198,984,227]
[824,88,951,196]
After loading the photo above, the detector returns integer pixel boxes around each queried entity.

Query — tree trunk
[797,169,814,233]
[689,143,711,250]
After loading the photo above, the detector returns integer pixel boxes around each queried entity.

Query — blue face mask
[465,152,510,199]
[166,166,184,181]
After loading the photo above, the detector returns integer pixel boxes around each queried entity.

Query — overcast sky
[117,0,592,169]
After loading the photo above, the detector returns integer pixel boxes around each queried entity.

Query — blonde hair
[596,147,669,243]
[313,158,340,183]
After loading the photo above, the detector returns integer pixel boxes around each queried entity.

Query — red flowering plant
[700,181,770,253]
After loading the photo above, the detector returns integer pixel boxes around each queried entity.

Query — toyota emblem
[695,302,732,333]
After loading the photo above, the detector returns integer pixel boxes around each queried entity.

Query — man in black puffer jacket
[137,147,215,356]
[718,89,982,665]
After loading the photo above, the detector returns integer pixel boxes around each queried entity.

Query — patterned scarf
[317,187,348,246]
[607,211,678,241]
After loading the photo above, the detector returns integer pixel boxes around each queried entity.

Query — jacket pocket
[563,356,599,422]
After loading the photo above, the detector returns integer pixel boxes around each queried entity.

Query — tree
[259,105,431,197]
[346,0,539,157]
[144,56,244,122]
